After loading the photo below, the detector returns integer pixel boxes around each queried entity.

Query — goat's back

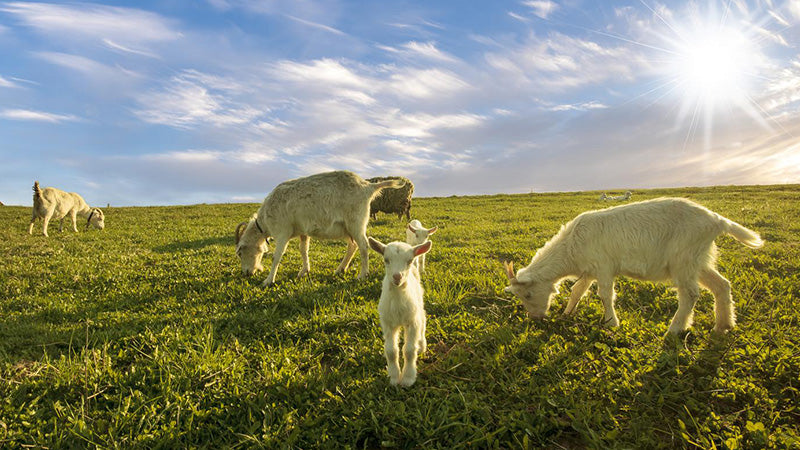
[33,186,87,217]
[560,198,729,278]
[260,171,377,237]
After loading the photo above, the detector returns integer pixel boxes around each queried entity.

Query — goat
[604,191,632,201]
[235,171,404,286]
[28,181,105,237]
[405,219,438,273]
[502,197,763,335]
[369,237,432,386]
[368,176,414,220]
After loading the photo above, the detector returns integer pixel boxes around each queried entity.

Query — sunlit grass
[0,185,798,448]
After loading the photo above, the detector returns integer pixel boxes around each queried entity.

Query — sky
[1,0,799,206]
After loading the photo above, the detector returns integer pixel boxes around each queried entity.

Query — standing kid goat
[28,181,105,237]
[235,171,404,286]
[405,219,438,273]
[503,198,763,335]
[369,236,432,386]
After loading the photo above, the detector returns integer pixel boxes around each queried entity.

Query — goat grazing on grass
[367,176,414,220]
[235,171,404,286]
[369,236,431,386]
[603,191,632,201]
[28,181,105,237]
[502,198,763,335]
[405,219,438,273]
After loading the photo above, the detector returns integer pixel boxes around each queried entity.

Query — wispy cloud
[1,2,181,45]
[133,71,265,128]
[102,38,161,59]
[0,108,79,123]
[378,41,459,63]
[549,101,608,112]
[484,32,646,90]
[522,0,559,19]
[284,14,346,36]
[0,75,19,88]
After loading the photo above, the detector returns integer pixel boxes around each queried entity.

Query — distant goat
[369,237,432,386]
[405,219,438,273]
[28,181,105,237]
[598,193,607,201]
[503,198,763,335]
[603,191,632,201]
[368,176,414,220]
[235,171,404,286]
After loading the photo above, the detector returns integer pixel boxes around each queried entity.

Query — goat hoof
[398,377,416,387]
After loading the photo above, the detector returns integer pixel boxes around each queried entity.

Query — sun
[670,25,757,107]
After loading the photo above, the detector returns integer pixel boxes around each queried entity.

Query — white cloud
[284,14,346,36]
[0,108,79,123]
[549,101,608,111]
[485,32,645,90]
[1,2,181,46]
[134,71,265,128]
[34,52,133,77]
[102,38,161,59]
[387,68,470,99]
[271,59,371,89]
[0,75,19,88]
[379,41,458,63]
[522,0,559,19]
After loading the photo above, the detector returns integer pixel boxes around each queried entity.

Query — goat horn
[235,221,248,245]
[503,261,516,281]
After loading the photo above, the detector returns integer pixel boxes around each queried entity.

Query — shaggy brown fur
[367,176,414,220]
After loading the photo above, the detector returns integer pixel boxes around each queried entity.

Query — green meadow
[0,184,798,449]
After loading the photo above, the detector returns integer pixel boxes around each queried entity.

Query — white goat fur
[235,171,404,286]
[28,181,105,237]
[503,197,763,335]
[369,237,432,386]
[405,219,438,273]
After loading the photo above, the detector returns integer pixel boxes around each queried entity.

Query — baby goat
[369,237,432,386]
[503,198,763,335]
[28,181,105,237]
[405,219,438,273]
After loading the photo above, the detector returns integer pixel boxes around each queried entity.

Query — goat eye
[384,258,389,264]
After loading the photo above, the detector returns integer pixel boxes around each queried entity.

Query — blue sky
[1,0,799,206]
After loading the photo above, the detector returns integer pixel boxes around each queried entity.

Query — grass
[0,184,798,449]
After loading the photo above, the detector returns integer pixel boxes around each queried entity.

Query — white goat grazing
[405,219,438,273]
[604,191,632,201]
[235,171,404,286]
[28,181,105,237]
[369,237,432,386]
[503,198,763,335]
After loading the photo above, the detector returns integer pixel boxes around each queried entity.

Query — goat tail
[32,181,42,200]
[722,217,764,248]
[367,178,405,198]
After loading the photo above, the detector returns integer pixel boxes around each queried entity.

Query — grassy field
[0,184,798,449]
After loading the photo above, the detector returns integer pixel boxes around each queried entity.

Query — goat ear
[368,237,385,255]
[503,261,517,283]
[427,226,438,235]
[413,240,432,256]
[234,221,248,245]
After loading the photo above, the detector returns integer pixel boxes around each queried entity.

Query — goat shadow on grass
[152,235,231,253]
[619,333,731,443]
